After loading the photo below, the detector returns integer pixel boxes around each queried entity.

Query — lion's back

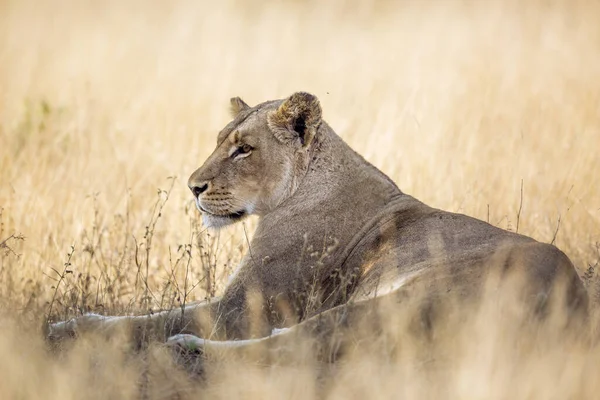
[350,200,588,319]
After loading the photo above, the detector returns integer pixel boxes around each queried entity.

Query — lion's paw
[46,313,105,344]
[165,334,206,376]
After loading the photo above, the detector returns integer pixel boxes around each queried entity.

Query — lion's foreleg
[48,297,222,347]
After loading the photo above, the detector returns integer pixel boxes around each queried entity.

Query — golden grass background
[1,0,600,398]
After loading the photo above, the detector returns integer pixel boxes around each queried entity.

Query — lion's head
[188,92,323,228]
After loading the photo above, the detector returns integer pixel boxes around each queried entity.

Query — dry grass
[1,0,600,398]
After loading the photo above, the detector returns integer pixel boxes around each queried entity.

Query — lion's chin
[201,211,247,229]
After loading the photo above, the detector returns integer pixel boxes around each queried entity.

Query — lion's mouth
[199,206,246,220]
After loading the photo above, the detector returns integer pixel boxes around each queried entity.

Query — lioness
[49,92,588,359]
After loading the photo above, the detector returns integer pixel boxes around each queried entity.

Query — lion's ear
[230,97,250,117]
[267,92,322,148]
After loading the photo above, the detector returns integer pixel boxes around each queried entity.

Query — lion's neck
[256,123,403,253]
[301,122,402,205]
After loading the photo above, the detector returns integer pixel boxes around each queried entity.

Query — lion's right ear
[267,92,322,148]
[230,97,250,117]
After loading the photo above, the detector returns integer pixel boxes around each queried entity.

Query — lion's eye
[231,144,253,159]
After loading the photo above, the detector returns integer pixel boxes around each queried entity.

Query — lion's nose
[189,182,209,198]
